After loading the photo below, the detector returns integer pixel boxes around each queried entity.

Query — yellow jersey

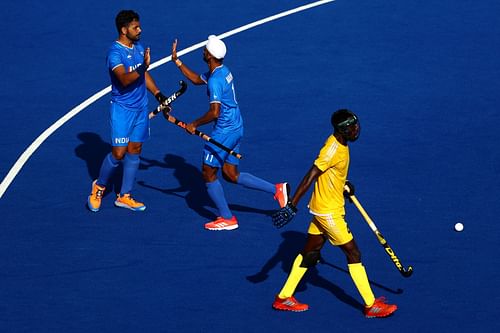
[308,134,349,215]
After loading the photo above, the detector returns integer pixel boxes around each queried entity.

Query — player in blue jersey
[87,10,171,212]
[171,35,289,230]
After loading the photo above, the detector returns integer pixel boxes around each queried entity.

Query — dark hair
[115,10,140,33]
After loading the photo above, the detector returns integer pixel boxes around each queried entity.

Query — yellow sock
[348,263,376,307]
[278,254,308,299]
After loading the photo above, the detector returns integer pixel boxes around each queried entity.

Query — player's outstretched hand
[272,202,297,228]
[160,104,172,117]
[155,91,168,105]
[172,39,179,61]
[343,180,355,202]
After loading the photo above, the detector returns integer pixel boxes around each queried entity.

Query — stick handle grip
[348,193,378,232]
[164,113,242,159]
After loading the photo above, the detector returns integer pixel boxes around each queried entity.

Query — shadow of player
[75,132,122,195]
[247,230,402,311]
[138,154,275,220]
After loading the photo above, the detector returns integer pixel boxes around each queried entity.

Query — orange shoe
[114,194,146,211]
[88,180,105,212]
[364,297,397,318]
[272,295,309,312]
[274,182,290,208]
[204,216,238,231]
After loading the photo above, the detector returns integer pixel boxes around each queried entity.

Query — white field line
[0,0,335,199]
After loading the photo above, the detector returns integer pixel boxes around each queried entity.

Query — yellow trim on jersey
[308,134,349,214]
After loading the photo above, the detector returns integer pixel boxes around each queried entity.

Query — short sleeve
[313,137,340,171]
[107,48,123,71]
[207,76,223,103]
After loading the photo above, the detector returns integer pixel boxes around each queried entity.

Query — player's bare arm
[185,103,220,134]
[112,48,150,87]
[145,72,160,95]
[172,39,205,85]
[290,165,323,207]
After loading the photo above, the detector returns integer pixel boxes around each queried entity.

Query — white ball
[454,222,464,232]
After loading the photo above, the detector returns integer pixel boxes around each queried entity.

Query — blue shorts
[203,128,242,167]
[110,102,150,146]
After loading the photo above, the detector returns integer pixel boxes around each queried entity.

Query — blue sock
[237,172,275,194]
[206,179,232,219]
[97,153,120,186]
[120,153,140,195]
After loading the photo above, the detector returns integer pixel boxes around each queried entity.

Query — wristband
[175,59,183,67]
[136,65,147,76]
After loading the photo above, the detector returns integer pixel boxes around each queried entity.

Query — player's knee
[300,250,321,268]
[127,143,142,155]
[222,166,238,183]
[112,150,126,161]
[203,172,217,183]
[222,171,238,183]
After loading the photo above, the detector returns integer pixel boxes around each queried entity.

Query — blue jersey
[201,65,243,133]
[106,41,148,110]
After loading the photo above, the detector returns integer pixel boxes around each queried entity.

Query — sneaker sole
[365,312,396,318]
[272,304,308,312]
[365,309,397,318]
[114,202,146,211]
[205,224,239,231]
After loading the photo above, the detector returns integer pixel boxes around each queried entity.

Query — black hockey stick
[345,186,413,278]
[148,80,188,119]
[161,110,242,160]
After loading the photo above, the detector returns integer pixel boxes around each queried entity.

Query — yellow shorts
[307,212,353,246]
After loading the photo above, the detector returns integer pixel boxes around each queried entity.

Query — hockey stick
[149,80,188,119]
[345,187,413,278]
[161,110,242,159]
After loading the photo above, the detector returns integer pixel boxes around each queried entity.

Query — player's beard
[127,32,141,42]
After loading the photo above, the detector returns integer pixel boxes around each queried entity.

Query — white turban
[206,35,227,59]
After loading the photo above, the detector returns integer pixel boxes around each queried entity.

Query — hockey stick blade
[401,265,413,277]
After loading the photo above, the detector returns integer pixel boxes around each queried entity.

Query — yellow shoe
[88,180,105,212]
[114,193,146,211]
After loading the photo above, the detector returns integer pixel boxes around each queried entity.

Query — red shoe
[274,182,290,208]
[204,216,239,231]
[272,295,309,312]
[364,297,397,318]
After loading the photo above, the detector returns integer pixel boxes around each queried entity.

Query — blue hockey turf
[1,1,499,332]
